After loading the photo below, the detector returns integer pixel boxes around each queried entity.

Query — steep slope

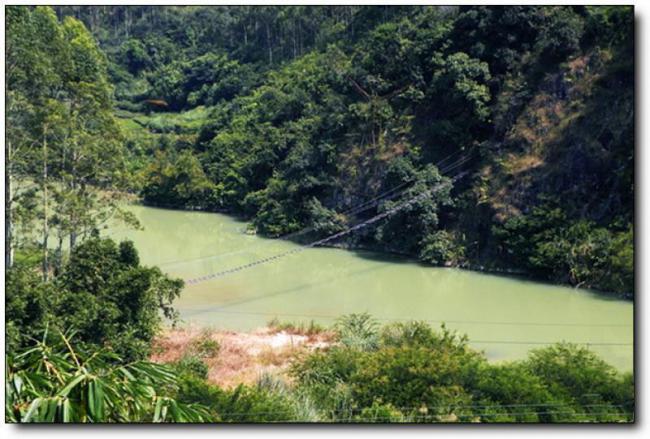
[64,5,634,296]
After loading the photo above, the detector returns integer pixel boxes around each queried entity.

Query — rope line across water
[157,151,473,269]
[185,172,467,285]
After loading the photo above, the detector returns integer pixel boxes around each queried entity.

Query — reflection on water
[107,205,634,371]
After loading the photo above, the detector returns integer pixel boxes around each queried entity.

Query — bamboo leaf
[118,366,135,381]
[12,374,23,394]
[58,373,86,397]
[45,397,59,422]
[88,380,97,419]
[23,397,44,423]
[94,380,105,421]
[153,397,163,422]
[62,398,72,422]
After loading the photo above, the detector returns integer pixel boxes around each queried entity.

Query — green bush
[335,313,380,351]
[348,346,478,412]
[267,318,327,336]
[379,322,473,357]
[290,347,360,416]
[147,53,254,111]
[175,371,305,423]
[419,230,466,266]
[355,402,405,423]
[471,362,561,422]
[5,264,53,351]
[526,343,631,407]
[141,150,220,210]
[292,320,633,423]
[190,331,221,359]
[6,237,183,361]
[175,355,210,380]
[493,205,633,296]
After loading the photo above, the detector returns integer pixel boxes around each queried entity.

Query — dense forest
[7,5,634,295]
[5,6,634,423]
[54,5,634,296]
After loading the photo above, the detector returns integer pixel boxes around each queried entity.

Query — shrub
[5,264,53,351]
[267,318,327,336]
[190,330,221,358]
[493,205,633,296]
[291,320,633,423]
[290,347,360,415]
[306,197,347,236]
[174,368,301,422]
[355,402,405,423]
[175,355,210,380]
[419,230,465,266]
[379,322,476,364]
[141,150,220,210]
[471,362,561,422]
[214,385,298,423]
[335,313,380,351]
[349,346,475,411]
[6,237,183,361]
[526,343,631,406]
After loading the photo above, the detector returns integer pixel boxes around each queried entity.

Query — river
[107,205,633,371]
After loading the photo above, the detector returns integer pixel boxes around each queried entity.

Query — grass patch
[190,329,221,359]
[257,345,298,367]
[267,318,327,336]
[130,106,212,134]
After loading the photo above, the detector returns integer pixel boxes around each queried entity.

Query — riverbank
[109,204,633,371]
[135,201,629,300]
[150,325,334,388]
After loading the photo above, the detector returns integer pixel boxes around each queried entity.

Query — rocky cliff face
[454,45,633,294]
[481,49,632,225]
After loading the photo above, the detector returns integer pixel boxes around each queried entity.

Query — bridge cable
[161,149,474,270]
[185,170,469,284]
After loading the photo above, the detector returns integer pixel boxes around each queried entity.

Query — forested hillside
[49,5,634,296]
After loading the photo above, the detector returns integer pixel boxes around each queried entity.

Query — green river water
[107,205,633,370]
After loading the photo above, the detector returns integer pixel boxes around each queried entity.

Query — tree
[536,7,585,63]
[119,38,152,75]
[374,158,454,255]
[58,15,127,250]
[526,343,633,412]
[6,6,133,276]
[37,5,633,297]
[141,150,219,210]
[6,237,183,361]
[5,7,69,277]
[57,237,182,360]
[146,53,254,110]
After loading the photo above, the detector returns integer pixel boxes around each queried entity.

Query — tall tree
[6,6,133,276]
[6,7,68,276]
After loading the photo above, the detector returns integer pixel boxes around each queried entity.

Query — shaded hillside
[61,5,634,296]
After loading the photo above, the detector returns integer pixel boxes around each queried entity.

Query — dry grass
[504,153,545,176]
[485,54,610,223]
[151,325,333,388]
[256,345,299,367]
[266,318,332,340]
